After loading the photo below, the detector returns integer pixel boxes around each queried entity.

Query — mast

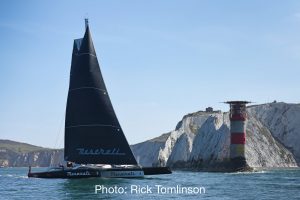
[85,18,89,29]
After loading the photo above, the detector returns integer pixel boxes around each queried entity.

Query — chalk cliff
[131,102,299,169]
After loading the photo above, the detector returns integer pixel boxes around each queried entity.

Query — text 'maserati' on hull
[28,19,171,178]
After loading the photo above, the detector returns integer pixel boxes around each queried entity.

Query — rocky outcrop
[248,103,300,164]
[132,102,299,169]
[0,149,19,167]
[131,133,170,167]
[0,148,64,167]
[13,150,64,167]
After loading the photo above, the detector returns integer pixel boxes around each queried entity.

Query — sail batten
[69,87,106,92]
[64,23,137,165]
[75,53,97,57]
[65,124,120,129]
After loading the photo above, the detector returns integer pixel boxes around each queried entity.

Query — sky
[1,0,300,148]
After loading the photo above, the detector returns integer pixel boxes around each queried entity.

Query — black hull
[28,167,171,179]
[142,167,172,175]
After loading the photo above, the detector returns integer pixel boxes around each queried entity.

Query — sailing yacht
[28,19,171,178]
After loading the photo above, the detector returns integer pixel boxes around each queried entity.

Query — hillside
[0,140,63,167]
[0,139,47,154]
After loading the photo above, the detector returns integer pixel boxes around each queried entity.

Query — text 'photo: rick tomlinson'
[95,184,206,195]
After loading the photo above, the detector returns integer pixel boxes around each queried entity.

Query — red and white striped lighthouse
[225,101,251,170]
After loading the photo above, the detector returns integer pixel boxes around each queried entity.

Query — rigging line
[57,136,64,152]
[53,111,65,150]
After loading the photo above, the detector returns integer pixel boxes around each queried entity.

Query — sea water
[0,168,299,200]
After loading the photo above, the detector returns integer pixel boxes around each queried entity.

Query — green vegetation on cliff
[0,139,48,153]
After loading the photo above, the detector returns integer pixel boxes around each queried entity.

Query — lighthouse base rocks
[187,157,253,172]
[211,157,253,172]
[230,157,252,172]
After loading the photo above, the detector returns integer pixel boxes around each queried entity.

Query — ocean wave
[226,170,268,175]
[1,174,28,179]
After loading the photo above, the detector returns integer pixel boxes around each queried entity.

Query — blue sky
[1,0,300,148]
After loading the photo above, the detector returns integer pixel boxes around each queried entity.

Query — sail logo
[77,148,126,156]
[100,171,144,178]
[67,171,91,176]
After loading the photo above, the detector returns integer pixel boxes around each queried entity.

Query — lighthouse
[225,101,251,171]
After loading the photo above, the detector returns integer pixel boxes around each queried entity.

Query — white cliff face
[12,150,64,167]
[246,112,296,167]
[131,133,170,167]
[131,111,222,167]
[188,113,230,164]
[248,103,300,163]
[158,111,228,167]
[156,130,184,166]
[131,103,299,169]
[167,132,194,165]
